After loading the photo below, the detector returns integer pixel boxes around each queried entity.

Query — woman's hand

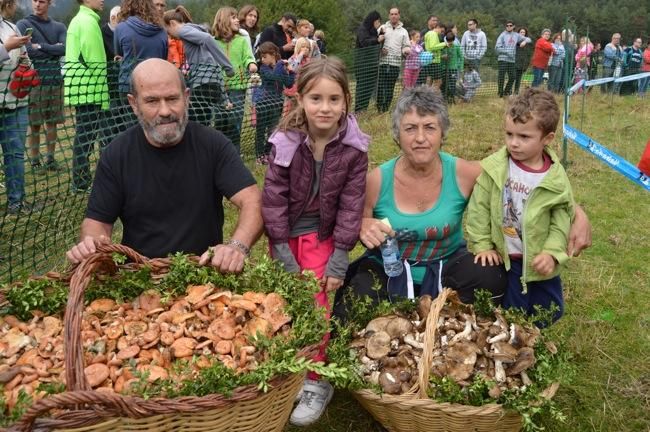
[360,217,394,249]
[473,250,503,266]
[321,276,343,292]
[4,35,30,51]
[248,63,258,73]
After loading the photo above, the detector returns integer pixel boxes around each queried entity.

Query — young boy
[254,42,295,165]
[466,88,574,324]
[461,62,482,102]
[441,30,462,103]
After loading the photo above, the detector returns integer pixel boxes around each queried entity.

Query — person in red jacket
[262,57,369,426]
[531,28,555,87]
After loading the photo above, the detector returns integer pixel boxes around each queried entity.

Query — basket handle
[10,390,144,432]
[416,288,453,398]
[63,244,151,392]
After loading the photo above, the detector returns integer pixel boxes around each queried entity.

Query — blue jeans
[532,67,545,87]
[547,65,563,93]
[221,90,245,154]
[0,106,28,207]
[503,258,564,327]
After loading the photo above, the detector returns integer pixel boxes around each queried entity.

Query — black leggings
[332,248,507,323]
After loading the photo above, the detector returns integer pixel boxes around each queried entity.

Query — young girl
[262,57,369,426]
[164,6,234,125]
[213,7,258,152]
[254,42,295,164]
[283,37,312,111]
[403,30,423,88]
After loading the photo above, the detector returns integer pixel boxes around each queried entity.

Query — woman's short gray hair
[391,86,451,142]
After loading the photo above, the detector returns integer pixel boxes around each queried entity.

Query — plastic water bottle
[380,236,403,277]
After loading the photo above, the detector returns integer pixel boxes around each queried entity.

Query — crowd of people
[354,9,650,107]
[0,0,648,215]
[0,0,605,427]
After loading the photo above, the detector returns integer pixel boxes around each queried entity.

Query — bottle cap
[380,218,392,230]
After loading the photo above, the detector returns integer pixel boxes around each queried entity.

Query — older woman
[334,86,591,315]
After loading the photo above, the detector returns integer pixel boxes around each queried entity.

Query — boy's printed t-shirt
[502,154,551,257]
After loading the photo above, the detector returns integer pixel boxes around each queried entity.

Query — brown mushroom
[378,369,402,394]
[170,337,197,358]
[85,363,110,388]
[366,331,391,359]
[243,291,266,304]
[208,318,237,340]
[41,317,62,338]
[88,299,117,314]
[385,317,414,339]
[133,290,162,312]
[117,344,141,360]
[365,316,393,334]
[230,299,258,312]
[507,347,536,376]
[417,295,433,321]
[244,317,272,339]
[185,284,215,304]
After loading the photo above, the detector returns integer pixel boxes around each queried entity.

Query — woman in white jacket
[0,0,32,214]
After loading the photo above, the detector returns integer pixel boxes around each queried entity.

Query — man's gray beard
[139,110,189,147]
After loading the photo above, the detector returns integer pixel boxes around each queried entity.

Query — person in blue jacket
[113,0,167,132]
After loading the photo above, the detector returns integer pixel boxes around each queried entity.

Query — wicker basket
[352,288,524,432]
[6,244,312,432]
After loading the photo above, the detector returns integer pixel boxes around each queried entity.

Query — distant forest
[22,0,648,55]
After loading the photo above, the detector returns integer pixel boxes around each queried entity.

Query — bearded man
[66,58,262,272]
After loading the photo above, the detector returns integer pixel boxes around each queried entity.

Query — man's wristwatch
[227,239,250,256]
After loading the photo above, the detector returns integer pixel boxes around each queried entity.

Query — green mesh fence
[0,39,610,281]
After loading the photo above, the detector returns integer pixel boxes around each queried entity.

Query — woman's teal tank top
[373,152,468,284]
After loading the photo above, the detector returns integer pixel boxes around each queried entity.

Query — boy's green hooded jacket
[466,146,575,283]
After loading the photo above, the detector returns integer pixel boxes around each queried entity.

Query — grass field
[279,92,650,432]
[1,85,648,431]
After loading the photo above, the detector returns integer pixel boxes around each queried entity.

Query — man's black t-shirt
[86,121,256,258]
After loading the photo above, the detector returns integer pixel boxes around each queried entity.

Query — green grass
[278,93,650,431]
[1,87,648,431]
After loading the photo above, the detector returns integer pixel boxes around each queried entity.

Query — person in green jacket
[65,0,110,192]
[213,6,257,154]
[441,31,463,103]
[418,22,447,88]
[466,88,574,325]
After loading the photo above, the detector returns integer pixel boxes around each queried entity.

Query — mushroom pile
[352,293,552,397]
[0,284,292,412]
[349,297,434,394]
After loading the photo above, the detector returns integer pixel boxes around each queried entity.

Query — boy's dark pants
[503,258,564,326]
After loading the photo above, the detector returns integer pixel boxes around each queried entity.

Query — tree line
[20,0,648,58]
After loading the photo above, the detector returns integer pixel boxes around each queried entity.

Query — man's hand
[473,250,503,266]
[568,206,592,257]
[199,244,246,273]
[322,276,343,292]
[532,253,556,276]
[66,235,111,264]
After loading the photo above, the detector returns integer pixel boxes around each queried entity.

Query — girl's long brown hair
[212,7,237,41]
[118,0,161,25]
[277,57,351,133]
[238,5,259,33]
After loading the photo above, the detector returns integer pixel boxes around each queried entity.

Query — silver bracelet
[227,239,250,256]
